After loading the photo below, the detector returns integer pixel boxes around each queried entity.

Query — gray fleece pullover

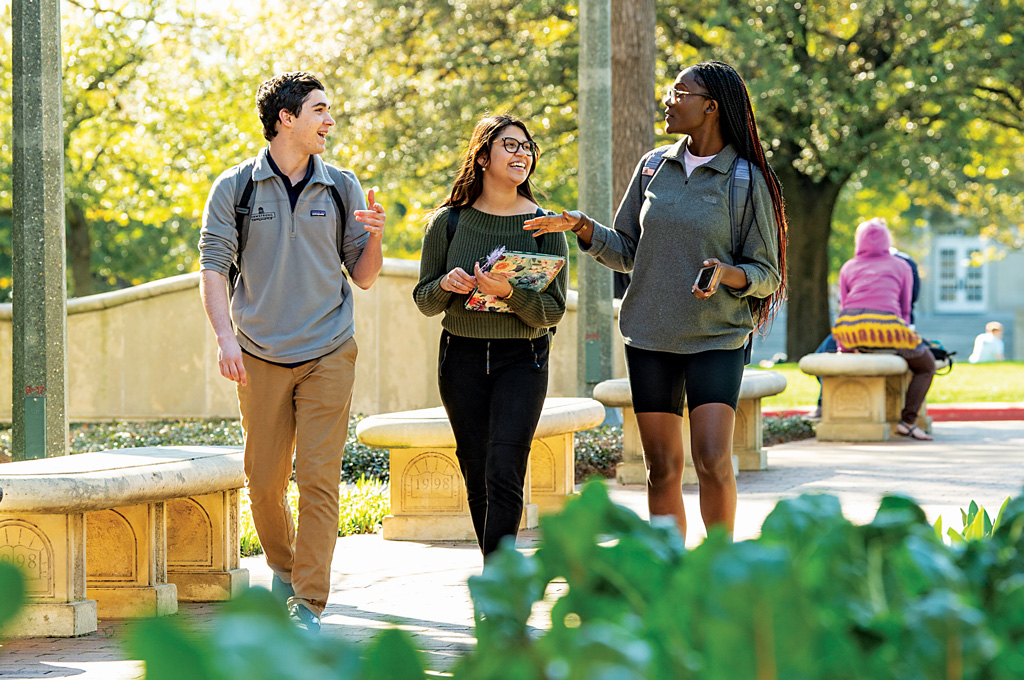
[198,148,369,363]
[580,138,781,354]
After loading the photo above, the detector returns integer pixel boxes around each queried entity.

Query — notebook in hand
[465,250,566,313]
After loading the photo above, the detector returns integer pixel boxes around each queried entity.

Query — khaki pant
[237,337,357,616]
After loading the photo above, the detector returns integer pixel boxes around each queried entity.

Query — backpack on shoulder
[638,146,758,363]
[227,158,348,293]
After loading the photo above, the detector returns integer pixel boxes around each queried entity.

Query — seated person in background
[969,322,1005,363]
[832,218,936,441]
[809,235,920,419]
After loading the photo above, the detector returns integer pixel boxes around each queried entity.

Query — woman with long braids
[526,61,787,541]
[414,114,568,558]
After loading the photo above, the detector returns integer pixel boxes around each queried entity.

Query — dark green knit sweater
[413,207,569,339]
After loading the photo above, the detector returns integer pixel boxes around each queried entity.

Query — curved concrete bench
[357,397,605,541]
[593,369,787,485]
[798,352,945,441]
[0,446,248,637]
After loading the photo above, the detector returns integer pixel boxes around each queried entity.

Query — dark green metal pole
[11,0,69,460]
[577,0,614,397]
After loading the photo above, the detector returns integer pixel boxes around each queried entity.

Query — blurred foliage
[125,587,426,680]
[0,562,26,630]
[106,482,1024,678]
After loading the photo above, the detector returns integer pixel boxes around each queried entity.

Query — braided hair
[691,61,788,332]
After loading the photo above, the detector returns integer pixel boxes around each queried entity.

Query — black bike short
[624,344,745,415]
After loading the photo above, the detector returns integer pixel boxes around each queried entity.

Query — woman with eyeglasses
[413,113,568,558]
[526,61,788,542]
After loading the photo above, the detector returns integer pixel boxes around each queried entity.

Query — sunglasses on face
[498,137,538,156]
[664,86,715,105]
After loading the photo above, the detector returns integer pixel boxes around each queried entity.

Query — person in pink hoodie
[836,218,936,440]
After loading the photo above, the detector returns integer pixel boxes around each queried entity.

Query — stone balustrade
[593,369,787,485]
[0,446,248,637]
[355,397,605,541]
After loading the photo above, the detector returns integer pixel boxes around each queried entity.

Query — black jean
[438,330,550,557]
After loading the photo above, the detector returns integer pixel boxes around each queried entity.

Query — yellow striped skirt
[832,311,921,351]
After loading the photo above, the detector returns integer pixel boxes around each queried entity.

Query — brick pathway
[2,421,1022,678]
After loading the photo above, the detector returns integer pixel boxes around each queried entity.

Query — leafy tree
[0,0,265,299]
[659,0,1023,356]
[308,0,582,259]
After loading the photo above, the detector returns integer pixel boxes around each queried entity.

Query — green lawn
[756,360,1024,409]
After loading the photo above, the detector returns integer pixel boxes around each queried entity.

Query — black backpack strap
[319,164,350,263]
[327,182,347,251]
[229,157,259,292]
[447,206,461,244]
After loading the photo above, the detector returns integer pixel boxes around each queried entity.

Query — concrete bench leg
[167,489,249,602]
[0,513,97,637]
[819,375,892,441]
[383,446,538,541]
[85,502,177,618]
[734,397,767,471]
[529,433,576,513]
[615,406,647,485]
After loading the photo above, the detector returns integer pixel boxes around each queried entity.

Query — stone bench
[355,397,605,541]
[593,369,787,485]
[0,446,248,637]
[798,353,945,441]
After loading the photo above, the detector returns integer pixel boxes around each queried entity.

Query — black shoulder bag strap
[228,158,259,294]
[446,205,461,244]
[320,165,348,258]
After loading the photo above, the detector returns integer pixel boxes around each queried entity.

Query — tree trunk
[774,166,847,360]
[66,200,92,298]
[611,0,656,210]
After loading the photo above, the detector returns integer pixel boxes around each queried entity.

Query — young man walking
[198,71,385,633]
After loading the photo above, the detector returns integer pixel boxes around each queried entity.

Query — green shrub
[461,485,1024,679]
[239,477,390,558]
[762,414,816,446]
[106,486,1024,678]
[574,425,623,481]
[341,424,390,483]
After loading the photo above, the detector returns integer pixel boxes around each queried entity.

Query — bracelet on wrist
[501,285,515,300]
[570,214,589,234]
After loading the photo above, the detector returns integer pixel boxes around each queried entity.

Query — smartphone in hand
[694,263,722,293]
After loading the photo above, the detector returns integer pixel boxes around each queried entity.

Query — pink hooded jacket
[838,219,914,323]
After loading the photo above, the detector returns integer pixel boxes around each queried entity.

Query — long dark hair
[691,61,788,332]
[436,113,539,212]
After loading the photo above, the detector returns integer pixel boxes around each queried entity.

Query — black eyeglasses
[498,137,538,156]
[664,86,715,105]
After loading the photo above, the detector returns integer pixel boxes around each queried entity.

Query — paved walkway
[2,421,1023,678]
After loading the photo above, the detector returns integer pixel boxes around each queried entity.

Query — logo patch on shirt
[703,196,718,204]
[311,209,327,217]
[250,207,277,222]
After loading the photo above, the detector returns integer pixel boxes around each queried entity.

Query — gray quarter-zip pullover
[199,148,369,363]
[580,138,781,354]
